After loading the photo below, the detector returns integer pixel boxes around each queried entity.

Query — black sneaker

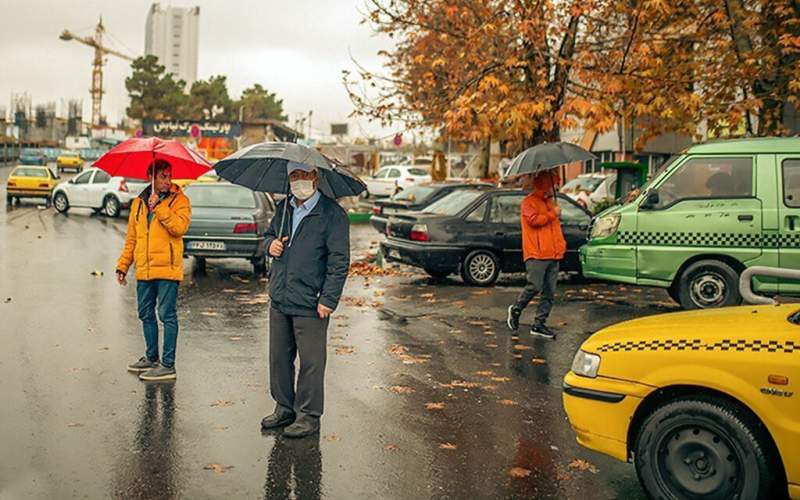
[139,364,176,381]
[506,306,521,331]
[127,356,158,373]
[530,323,556,340]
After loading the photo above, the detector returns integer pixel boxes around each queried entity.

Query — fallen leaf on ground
[341,297,366,307]
[483,332,495,336]
[513,344,531,351]
[201,311,218,317]
[67,423,84,427]
[97,347,110,351]
[509,467,532,478]
[467,320,487,326]
[203,464,234,473]
[335,346,356,355]
[568,459,599,474]
[210,400,234,407]
[388,385,415,394]
[213,426,229,432]
[531,358,547,365]
[388,344,408,355]
[229,336,241,341]
[513,354,523,359]
[499,399,518,406]
[474,370,495,377]
[324,433,340,442]
[222,289,237,293]
[374,290,385,297]
[490,362,501,367]
[425,402,445,410]
[449,329,464,334]
[485,343,498,348]
[439,442,457,450]
[482,384,498,391]
[491,376,511,383]
[3,297,11,303]
[384,444,399,451]
[510,335,519,341]
[448,380,481,389]
[419,293,434,299]
[451,300,465,308]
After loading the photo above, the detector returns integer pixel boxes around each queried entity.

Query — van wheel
[677,260,741,310]
[634,398,777,500]
[53,192,69,213]
[103,195,120,217]
[461,250,499,286]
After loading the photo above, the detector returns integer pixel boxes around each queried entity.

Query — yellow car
[563,301,799,499]
[171,171,219,189]
[6,166,59,205]
[56,151,83,173]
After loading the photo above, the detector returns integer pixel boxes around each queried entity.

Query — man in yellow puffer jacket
[115,159,192,381]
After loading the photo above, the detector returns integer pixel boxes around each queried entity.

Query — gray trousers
[269,307,330,419]
[513,259,559,324]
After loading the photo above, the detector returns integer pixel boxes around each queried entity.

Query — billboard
[330,123,348,136]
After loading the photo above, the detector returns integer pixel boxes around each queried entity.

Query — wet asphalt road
[0,162,678,499]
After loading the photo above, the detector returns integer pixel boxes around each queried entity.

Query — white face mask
[290,179,316,200]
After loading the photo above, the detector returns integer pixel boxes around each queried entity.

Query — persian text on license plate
[189,241,226,251]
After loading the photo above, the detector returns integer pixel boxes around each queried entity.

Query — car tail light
[8,181,16,187]
[410,224,429,242]
[372,205,382,215]
[234,223,257,233]
[119,179,128,192]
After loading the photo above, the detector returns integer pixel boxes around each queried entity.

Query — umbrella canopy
[93,137,213,180]
[214,142,366,199]
[504,142,597,178]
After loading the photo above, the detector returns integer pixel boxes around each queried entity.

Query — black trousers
[269,307,330,419]
[513,259,559,325]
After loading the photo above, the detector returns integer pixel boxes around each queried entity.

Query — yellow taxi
[56,151,83,173]
[171,171,219,189]
[563,272,799,499]
[6,166,59,205]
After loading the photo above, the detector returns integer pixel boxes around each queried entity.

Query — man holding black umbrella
[260,161,350,438]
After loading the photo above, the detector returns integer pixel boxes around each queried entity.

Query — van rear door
[778,156,800,294]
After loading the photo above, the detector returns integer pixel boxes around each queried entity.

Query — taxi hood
[582,304,800,354]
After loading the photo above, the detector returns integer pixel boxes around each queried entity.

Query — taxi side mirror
[640,190,659,210]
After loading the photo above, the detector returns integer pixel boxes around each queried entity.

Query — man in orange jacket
[116,159,192,381]
[506,169,566,339]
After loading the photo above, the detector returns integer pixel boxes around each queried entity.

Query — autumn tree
[346,0,799,156]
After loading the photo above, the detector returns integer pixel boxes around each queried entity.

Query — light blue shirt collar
[289,190,321,240]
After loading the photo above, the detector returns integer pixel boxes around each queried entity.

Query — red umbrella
[94,137,213,183]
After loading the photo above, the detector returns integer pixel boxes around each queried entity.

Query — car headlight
[590,214,620,239]
[571,350,601,378]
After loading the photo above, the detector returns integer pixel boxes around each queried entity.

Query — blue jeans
[136,280,179,368]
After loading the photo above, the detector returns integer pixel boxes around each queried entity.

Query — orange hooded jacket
[520,171,566,261]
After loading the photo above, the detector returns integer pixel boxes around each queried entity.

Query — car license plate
[389,249,401,260]
[189,241,225,251]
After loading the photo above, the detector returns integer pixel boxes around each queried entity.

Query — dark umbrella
[504,142,597,178]
[215,142,366,239]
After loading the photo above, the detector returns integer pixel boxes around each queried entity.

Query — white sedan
[364,165,431,198]
[52,168,146,217]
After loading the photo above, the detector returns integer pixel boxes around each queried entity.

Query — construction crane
[60,17,135,129]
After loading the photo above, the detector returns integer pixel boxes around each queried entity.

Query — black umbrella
[215,141,366,239]
[504,142,597,178]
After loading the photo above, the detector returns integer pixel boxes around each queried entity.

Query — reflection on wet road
[0,163,661,498]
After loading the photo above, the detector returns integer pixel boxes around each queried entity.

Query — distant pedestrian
[506,169,566,339]
[260,161,350,438]
[116,159,192,381]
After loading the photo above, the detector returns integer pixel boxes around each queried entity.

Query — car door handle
[738,214,754,222]
[495,231,505,236]
[787,215,799,231]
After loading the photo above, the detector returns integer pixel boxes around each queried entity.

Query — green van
[581,137,800,309]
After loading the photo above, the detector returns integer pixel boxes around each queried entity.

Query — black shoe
[530,323,556,340]
[283,417,320,438]
[507,306,521,331]
[261,409,296,430]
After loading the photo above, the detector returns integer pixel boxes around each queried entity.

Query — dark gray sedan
[182,183,275,275]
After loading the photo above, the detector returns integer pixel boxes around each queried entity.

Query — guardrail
[739,266,800,305]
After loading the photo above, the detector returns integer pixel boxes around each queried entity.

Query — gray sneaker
[139,364,176,381]
[127,356,158,373]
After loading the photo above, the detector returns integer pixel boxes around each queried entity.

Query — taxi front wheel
[634,398,777,500]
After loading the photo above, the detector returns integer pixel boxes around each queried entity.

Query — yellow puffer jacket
[116,183,192,281]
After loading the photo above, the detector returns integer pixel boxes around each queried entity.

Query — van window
[783,159,800,208]
[655,157,753,208]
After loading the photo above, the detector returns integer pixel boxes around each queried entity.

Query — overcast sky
[0,0,394,139]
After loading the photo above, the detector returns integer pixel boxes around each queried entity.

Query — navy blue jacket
[264,194,350,317]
